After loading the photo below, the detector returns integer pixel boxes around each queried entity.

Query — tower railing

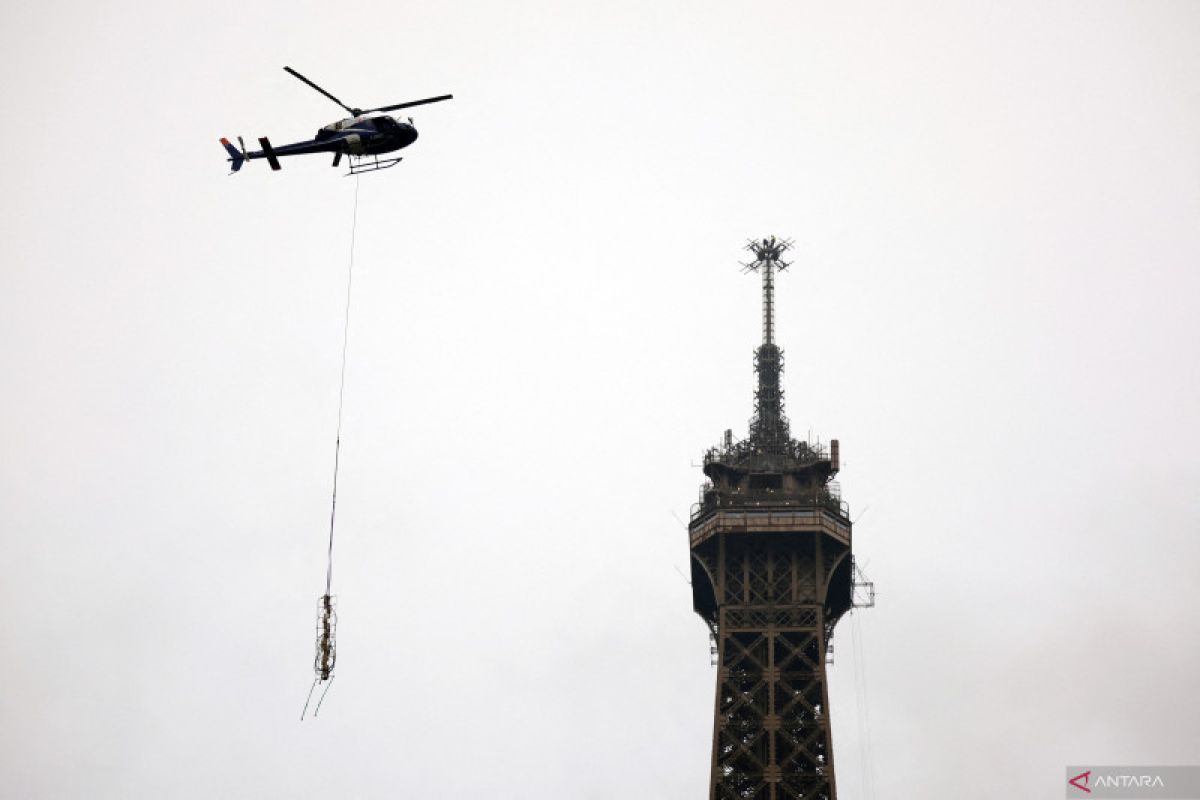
[692,481,850,522]
[703,436,831,468]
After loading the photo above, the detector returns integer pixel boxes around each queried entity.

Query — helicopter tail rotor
[219,137,245,173]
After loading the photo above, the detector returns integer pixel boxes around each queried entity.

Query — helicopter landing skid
[346,155,403,176]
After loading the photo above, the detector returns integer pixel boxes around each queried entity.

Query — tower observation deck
[688,237,855,800]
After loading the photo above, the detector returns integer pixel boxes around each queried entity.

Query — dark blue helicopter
[221,66,452,175]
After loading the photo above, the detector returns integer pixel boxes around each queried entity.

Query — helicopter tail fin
[220,138,245,173]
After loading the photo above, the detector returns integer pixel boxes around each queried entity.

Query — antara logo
[1099,776,1166,788]
[1069,769,1168,792]
[1068,770,1091,793]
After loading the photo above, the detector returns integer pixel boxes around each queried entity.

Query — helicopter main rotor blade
[283,66,360,115]
[369,95,454,114]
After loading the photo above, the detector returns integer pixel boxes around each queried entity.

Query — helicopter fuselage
[312,114,419,155]
[247,114,418,164]
[220,66,450,174]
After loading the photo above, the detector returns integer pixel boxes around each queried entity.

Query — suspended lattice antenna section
[301,594,338,720]
[740,236,794,453]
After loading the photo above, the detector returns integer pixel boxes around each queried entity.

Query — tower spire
[688,236,859,800]
[742,236,793,452]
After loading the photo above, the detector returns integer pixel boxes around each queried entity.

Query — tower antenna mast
[741,235,792,346]
[741,235,794,452]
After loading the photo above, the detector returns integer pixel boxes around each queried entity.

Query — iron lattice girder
[713,619,836,800]
[694,526,850,800]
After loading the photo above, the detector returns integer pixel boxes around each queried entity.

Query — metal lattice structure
[301,593,338,719]
[688,238,856,799]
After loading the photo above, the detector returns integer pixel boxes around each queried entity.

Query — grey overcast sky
[2,1,1199,798]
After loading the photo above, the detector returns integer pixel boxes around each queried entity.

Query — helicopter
[220,66,452,175]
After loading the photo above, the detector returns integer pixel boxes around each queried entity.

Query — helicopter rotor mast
[283,66,452,118]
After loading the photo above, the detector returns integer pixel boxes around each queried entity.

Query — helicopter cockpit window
[322,118,362,132]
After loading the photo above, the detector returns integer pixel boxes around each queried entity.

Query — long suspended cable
[325,174,360,596]
[302,175,359,721]
[851,610,877,800]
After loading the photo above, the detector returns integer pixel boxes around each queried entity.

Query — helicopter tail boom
[219,138,245,172]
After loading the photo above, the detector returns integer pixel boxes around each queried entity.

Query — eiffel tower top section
[701,236,840,481]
